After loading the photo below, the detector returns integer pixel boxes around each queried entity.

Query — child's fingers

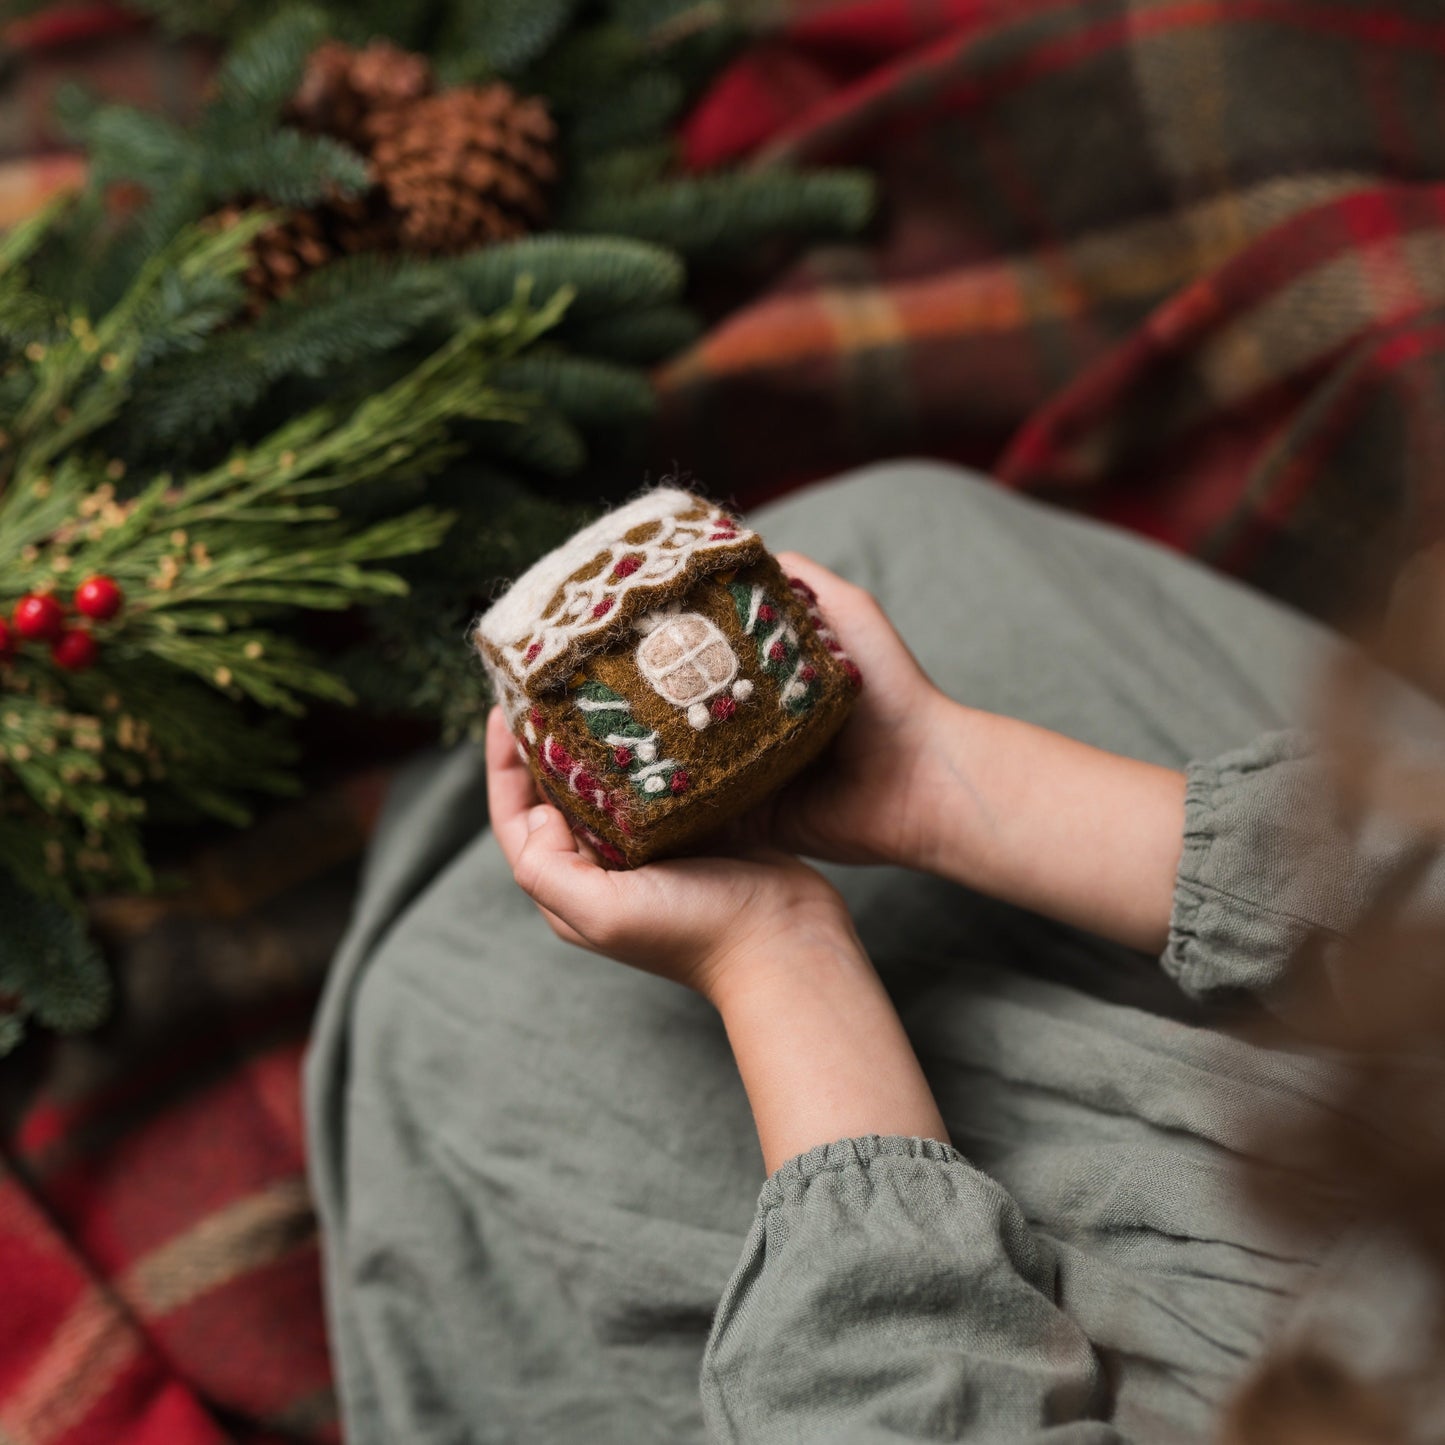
[512,804,633,949]
[774,551,847,605]
[485,715,592,947]
[486,706,542,867]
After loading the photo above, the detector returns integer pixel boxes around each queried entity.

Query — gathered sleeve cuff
[701,1135,1122,1444]
[1162,728,1443,1006]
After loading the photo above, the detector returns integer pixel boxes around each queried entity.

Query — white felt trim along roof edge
[476,488,704,650]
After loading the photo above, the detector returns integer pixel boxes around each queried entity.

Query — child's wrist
[697,926,871,1016]
[705,929,949,1175]
[886,687,978,875]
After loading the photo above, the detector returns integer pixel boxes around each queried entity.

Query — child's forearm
[913,696,1188,954]
[707,938,950,1177]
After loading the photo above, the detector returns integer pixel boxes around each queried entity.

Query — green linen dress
[304,461,1442,1443]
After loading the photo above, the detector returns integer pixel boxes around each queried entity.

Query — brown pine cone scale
[212,204,333,314]
[288,38,434,150]
[366,86,559,255]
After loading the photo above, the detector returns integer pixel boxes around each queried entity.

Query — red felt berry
[669,770,690,795]
[768,640,786,662]
[710,695,736,721]
[591,596,614,619]
[800,665,817,683]
[756,604,775,623]
[613,746,633,767]
[51,628,98,671]
[13,592,65,642]
[0,617,14,660]
[73,574,124,621]
[611,555,641,580]
[524,641,543,664]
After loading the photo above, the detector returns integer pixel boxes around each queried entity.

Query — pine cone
[213,204,333,314]
[323,190,401,257]
[365,85,559,255]
[288,38,434,151]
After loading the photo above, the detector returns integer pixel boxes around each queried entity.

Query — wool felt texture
[307,462,1445,1445]
[475,491,861,867]
[475,488,765,704]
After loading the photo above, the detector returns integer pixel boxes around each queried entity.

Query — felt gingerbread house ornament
[474,487,862,867]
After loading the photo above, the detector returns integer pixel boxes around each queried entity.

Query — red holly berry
[0,617,14,661]
[669,770,690,795]
[768,640,787,662]
[710,695,736,721]
[613,746,633,767]
[800,665,817,683]
[51,628,98,671]
[611,555,641,580]
[74,574,124,621]
[13,592,65,642]
[756,604,776,623]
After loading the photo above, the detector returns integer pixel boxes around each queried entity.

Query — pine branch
[440,0,584,76]
[206,129,369,208]
[2,214,270,482]
[120,255,466,452]
[474,404,588,476]
[491,352,656,427]
[448,234,684,319]
[565,141,676,201]
[564,169,877,258]
[563,303,702,362]
[0,870,111,1057]
[566,69,686,155]
[209,4,332,125]
[0,219,572,909]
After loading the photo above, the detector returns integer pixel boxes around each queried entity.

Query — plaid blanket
[6,2,1445,1440]
[663,0,1445,625]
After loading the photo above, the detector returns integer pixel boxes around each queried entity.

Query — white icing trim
[744,585,763,633]
[475,488,757,686]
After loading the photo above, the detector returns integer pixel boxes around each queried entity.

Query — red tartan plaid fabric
[0,769,391,1444]
[7,2,1445,1442]
[661,0,1445,624]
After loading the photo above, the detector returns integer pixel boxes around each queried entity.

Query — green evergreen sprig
[0,208,572,1050]
[0,0,879,1053]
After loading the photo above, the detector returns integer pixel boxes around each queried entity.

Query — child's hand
[729,552,948,871]
[485,707,864,1004]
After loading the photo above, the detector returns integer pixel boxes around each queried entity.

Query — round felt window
[636,611,736,703]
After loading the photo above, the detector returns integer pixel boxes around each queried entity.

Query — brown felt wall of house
[524,551,858,866]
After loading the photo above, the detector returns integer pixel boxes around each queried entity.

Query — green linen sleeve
[1162,728,1445,1004]
[700,1135,1125,1444]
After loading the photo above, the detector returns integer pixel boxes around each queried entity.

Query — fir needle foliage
[0,206,570,1051]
